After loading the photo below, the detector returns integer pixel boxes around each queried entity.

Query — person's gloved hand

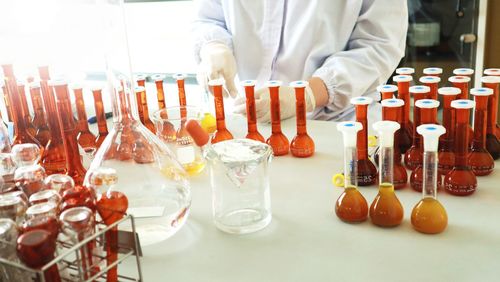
[233,84,316,123]
[196,41,238,98]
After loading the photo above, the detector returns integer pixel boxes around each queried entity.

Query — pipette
[410,99,440,192]
[469,88,495,175]
[404,85,430,170]
[377,85,398,101]
[380,99,407,189]
[370,121,404,227]
[290,81,315,158]
[335,122,368,223]
[411,124,448,234]
[393,75,413,154]
[444,99,477,196]
[437,87,460,176]
[209,79,233,143]
[266,80,289,156]
[241,80,265,142]
[481,76,500,159]
[350,96,377,186]
[419,76,441,100]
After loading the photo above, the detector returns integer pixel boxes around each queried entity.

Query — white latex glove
[233,85,316,123]
[196,41,238,98]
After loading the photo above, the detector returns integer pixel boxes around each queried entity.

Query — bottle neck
[422,151,438,199]
[454,108,470,165]
[355,105,368,159]
[177,80,186,107]
[155,81,166,110]
[472,96,489,149]
[379,145,394,185]
[245,86,258,133]
[344,146,358,188]
[93,90,109,135]
[397,82,411,124]
[213,85,227,131]
[483,82,499,135]
[295,88,308,135]
[74,88,91,131]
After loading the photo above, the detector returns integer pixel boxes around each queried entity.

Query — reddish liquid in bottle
[444,108,477,196]
[93,89,109,148]
[411,197,447,234]
[155,79,166,110]
[335,187,368,223]
[369,183,404,227]
[17,84,36,137]
[483,82,500,160]
[290,86,314,157]
[97,191,128,282]
[469,95,494,175]
[1,84,13,122]
[29,86,51,147]
[438,94,457,175]
[61,185,96,213]
[211,84,233,144]
[73,87,97,153]
[404,92,427,170]
[354,104,376,186]
[17,230,61,282]
[244,85,265,142]
[396,81,413,153]
[266,86,289,156]
[451,79,474,144]
[135,88,155,133]
[21,216,60,242]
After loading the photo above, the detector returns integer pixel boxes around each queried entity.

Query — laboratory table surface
[122,115,500,282]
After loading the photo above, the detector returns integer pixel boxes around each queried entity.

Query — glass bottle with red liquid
[152,74,166,110]
[290,81,315,158]
[396,67,415,76]
[469,87,495,176]
[335,121,368,223]
[38,66,67,176]
[16,81,36,137]
[444,99,477,196]
[419,76,440,100]
[51,80,87,186]
[92,86,109,148]
[437,87,460,176]
[241,80,265,142]
[266,80,289,156]
[410,99,440,192]
[209,79,233,143]
[1,64,43,152]
[423,67,443,77]
[17,230,61,282]
[484,69,500,139]
[29,82,50,147]
[22,202,60,241]
[392,75,413,154]
[404,85,430,170]
[350,96,376,186]
[380,98,407,189]
[481,76,500,160]
[134,86,155,132]
[135,74,147,87]
[72,85,97,155]
[377,84,398,101]
[449,75,474,144]
[90,167,128,282]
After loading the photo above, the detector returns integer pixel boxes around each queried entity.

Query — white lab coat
[192,0,408,121]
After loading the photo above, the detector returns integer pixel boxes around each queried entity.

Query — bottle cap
[451,99,475,109]
[240,80,256,87]
[376,84,398,93]
[336,122,362,148]
[69,83,83,90]
[134,86,146,93]
[419,76,441,84]
[438,87,461,96]
[151,74,165,82]
[381,98,404,108]
[186,119,210,147]
[90,85,104,91]
[373,121,400,147]
[481,76,500,84]
[289,80,309,88]
[29,81,41,89]
[396,67,415,75]
[415,99,440,109]
[392,75,413,82]
[448,75,471,83]
[172,73,187,80]
[484,68,500,76]
[350,96,373,105]
[409,85,430,94]
[134,74,147,81]
[265,80,282,87]
[417,124,446,152]
[453,68,474,76]
[208,78,224,86]
[423,67,443,75]
[470,87,493,96]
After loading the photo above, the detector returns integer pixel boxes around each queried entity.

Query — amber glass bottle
[29,82,51,147]
[72,85,97,154]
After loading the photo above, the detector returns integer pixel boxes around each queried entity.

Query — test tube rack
[0,214,143,282]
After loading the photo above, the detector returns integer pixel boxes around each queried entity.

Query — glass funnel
[84,0,191,246]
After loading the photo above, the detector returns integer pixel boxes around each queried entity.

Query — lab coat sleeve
[191,0,233,63]
[313,0,408,112]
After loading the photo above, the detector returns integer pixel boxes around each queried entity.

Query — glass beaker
[152,106,206,176]
[207,139,273,234]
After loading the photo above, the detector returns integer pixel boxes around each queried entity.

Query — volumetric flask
[207,139,273,234]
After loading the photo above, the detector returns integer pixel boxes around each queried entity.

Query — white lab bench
[123,115,500,282]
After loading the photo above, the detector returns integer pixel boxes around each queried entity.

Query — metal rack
[0,215,142,282]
